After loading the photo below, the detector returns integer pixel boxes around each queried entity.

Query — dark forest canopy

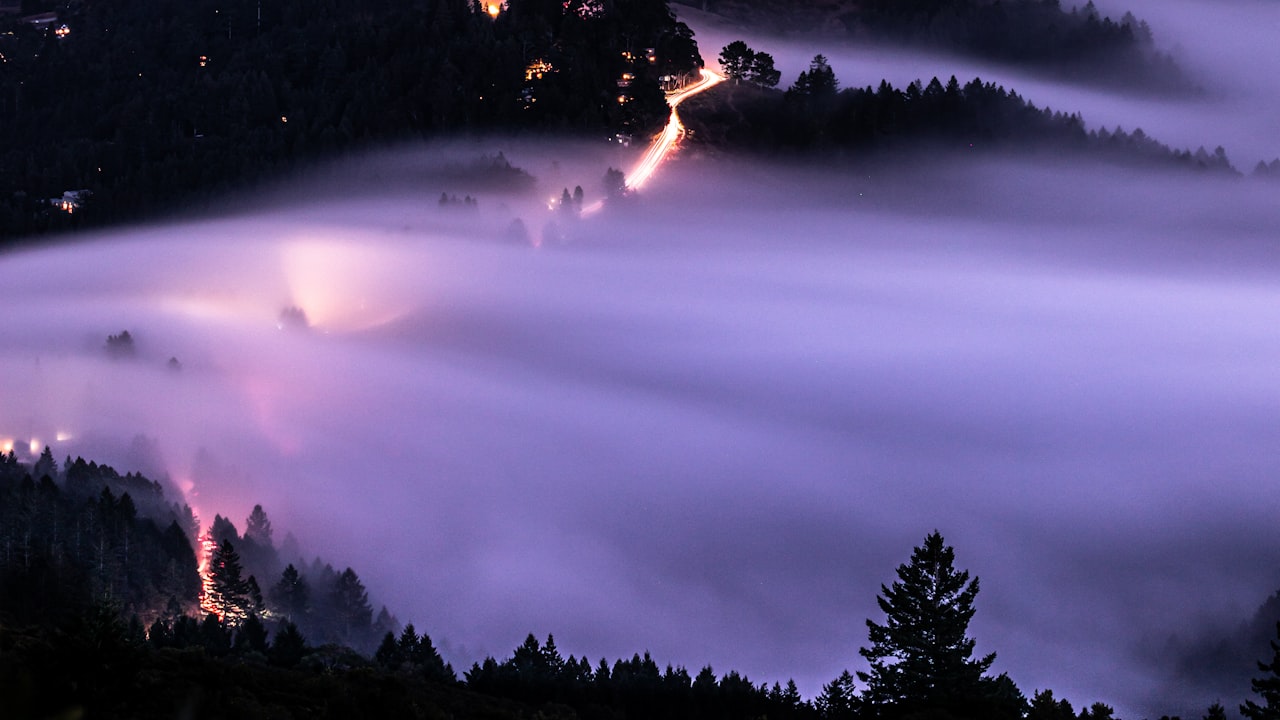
[679,0,1189,92]
[0,449,397,653]
[4,450,1280,719]
[680,60,1236,175]
[0,0,702,241]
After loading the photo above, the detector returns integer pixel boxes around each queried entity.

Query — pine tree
[244,504,273,547]
[718,41,754,83]
[270,563,309,622]
[235,614,270,654]
[817,670,858,720]
[33,446,57,481]
[209,539,252,626]
[1242,622,1280,720]
[858,531,995,718]
[789,55,838,97]
[270,621,308,667]
[1027,688,1075,720]
[331,567,373,646]
[376,630,405,668]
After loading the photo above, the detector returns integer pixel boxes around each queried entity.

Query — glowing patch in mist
[28,439,39,455]
[0,439,12,454]
[280,236,418,332]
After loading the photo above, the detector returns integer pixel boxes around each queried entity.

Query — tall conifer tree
[858,531,995,718]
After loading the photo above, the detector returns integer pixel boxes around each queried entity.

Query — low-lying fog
[2,139,1277,717]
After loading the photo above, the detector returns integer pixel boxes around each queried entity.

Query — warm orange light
[524,58,553,81]
[198,530,221,620]
[486,2,500,17]
[0,439,13,454]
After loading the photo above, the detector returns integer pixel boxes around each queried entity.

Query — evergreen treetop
[858,531,995,717]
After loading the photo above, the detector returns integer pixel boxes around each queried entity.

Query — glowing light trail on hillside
[198,529,221,620]
[623,68,724,191]
[581,68,724,216]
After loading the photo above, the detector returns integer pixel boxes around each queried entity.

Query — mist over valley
[2,0,1280,718]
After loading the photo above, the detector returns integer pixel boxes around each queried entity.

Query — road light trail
[579,68,723,216]
[624,68,724,191]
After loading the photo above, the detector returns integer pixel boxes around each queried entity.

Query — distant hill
[678,70,1233,174]
[676,0,1190,92]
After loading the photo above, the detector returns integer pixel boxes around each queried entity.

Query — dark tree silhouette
[718,41,754,83]
[244,504,273,547]
[789,55,838,98]
[208,539,252,626]
[331,567,373,648]
[105,331,136,358]
[603,167,627,198]
[270,563,310,623]
[1242,622,1280,720]
[816,669,859,720]
[1027,689,1076,720]
[269,621,308,667]
[858,531,996,718]
[747,51,781,88]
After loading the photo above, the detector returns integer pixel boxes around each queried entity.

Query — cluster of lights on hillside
[524,59,553,82]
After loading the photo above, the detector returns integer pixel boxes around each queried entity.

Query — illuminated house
[50,190,89,214]
[524,59,553,82]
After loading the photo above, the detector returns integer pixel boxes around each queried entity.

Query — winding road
[623,68,726,191]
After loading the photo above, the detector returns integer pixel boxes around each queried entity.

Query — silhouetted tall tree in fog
[1243,623,1280,719]
[331,567,373,648]
[859,531,1014,719]
[270,563,309,623]
[789,55,838,97]
[32,446,57,481]
[244,504,273,548]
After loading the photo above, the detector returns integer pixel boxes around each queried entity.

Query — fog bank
[2,139,1278,716]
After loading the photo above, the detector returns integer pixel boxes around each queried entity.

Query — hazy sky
[3,1,1280,717]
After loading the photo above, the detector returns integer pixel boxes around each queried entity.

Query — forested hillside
[681,52,1235,173]
[679,0,1188,91]
[0,0,702,240]
[6,446,1280,719]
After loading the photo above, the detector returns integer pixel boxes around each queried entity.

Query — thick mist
[2,137,1278,717]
